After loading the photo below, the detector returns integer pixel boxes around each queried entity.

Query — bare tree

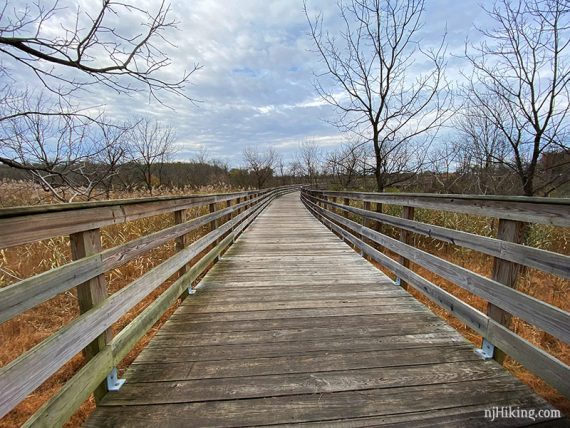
[288,160,305,181]
[128,118,175,195]
[242,146,277,189]
[0,100,131,201]
[464,0,570,196]
[91,121,131,198]
[452,101,514,194]
[325,141,368,188]
[297,140,321,185]
[305,0,450,192]
[0,0,199,106]
[0,1,199,196]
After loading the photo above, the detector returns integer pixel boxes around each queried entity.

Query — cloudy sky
[4,0,494,166]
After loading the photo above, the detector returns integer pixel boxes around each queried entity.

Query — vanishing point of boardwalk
[84,192,561,427]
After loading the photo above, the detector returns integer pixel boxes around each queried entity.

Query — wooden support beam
[69,228,109,403]
[487,219,525,364]
[174,209,189,277]
[398,206,415,290]
[375,202,383,233]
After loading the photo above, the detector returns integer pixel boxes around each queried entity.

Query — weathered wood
[399,205,415,289]
[305,197,570,344]
[84,379,549,427]
[81,192,564,428]
[308,190,570,227]
[311,194,570,278]
[0,194,265,324]
[487,219,526,364]
[125,345,478,381]
[69,228,109,402]
[303,195,570,398]
[0,194,278,419]
[0,190,268,249]
[174,209,189,277]
[17,190,289,426]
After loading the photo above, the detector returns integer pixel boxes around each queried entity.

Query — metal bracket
[106,367,125,392]
[475,338,495,360]
[188,287,196,295]
[393,277,401,287]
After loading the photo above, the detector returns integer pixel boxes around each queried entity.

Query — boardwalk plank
[85,192,562,427]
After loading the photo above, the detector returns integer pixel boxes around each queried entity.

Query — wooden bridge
[1,188,569,427]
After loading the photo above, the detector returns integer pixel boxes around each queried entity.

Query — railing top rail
[308,189,570,205]
[0,186,301,249]
[307,190,570,227]
[0,189,268,219]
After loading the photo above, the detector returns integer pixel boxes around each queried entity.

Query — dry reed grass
[0,181,238,427]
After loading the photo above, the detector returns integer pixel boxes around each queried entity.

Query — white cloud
[2,0,495,166]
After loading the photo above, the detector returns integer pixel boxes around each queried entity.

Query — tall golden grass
[0,181,237,427]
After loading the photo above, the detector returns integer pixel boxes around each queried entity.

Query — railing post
[363,201,371,228]
[209,203,220,260]
[398,206,415,289]
[343,198,350,218]
[69,228,120,401]
[226,199,232,224]
[375,202,383,233]
[485,218,525,363]
[361,201,372,257]
[174,209,189,277]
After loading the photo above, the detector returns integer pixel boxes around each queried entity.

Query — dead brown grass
[0,181,238,427]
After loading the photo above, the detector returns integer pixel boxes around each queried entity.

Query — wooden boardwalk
[85,192,562,427]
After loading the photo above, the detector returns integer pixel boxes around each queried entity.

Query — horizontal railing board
[310,190,570,227]
[0,190,272,249]
[21,195,273,428]
[310,195,570,279]
[0,193,270,325]
[0,193,279,419]
[0,190,267,219]
[302,194,570,344]
[302,195,570,398]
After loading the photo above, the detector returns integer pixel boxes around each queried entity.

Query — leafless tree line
[0,112,174,201]
[305,0,570,196]
[0,0,197,200]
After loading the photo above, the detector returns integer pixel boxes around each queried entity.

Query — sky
[3,0,494,166]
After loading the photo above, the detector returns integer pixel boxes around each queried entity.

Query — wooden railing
[301,189,570,399]
[0,185,300,426]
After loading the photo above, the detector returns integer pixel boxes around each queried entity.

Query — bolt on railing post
[69,228,122,401]
[398,206,415,289]
[484,218,525,363]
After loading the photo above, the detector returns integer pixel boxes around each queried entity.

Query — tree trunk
[373,134,384,192]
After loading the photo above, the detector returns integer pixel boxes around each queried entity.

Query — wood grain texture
[305,196,570,344]
[0,190,284,420]
[309,190,570,227]
[310,193,570,279]
[84,192,563,427]
[0,190,268,249]
[303,194,570,398]
[0,192,272,324]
